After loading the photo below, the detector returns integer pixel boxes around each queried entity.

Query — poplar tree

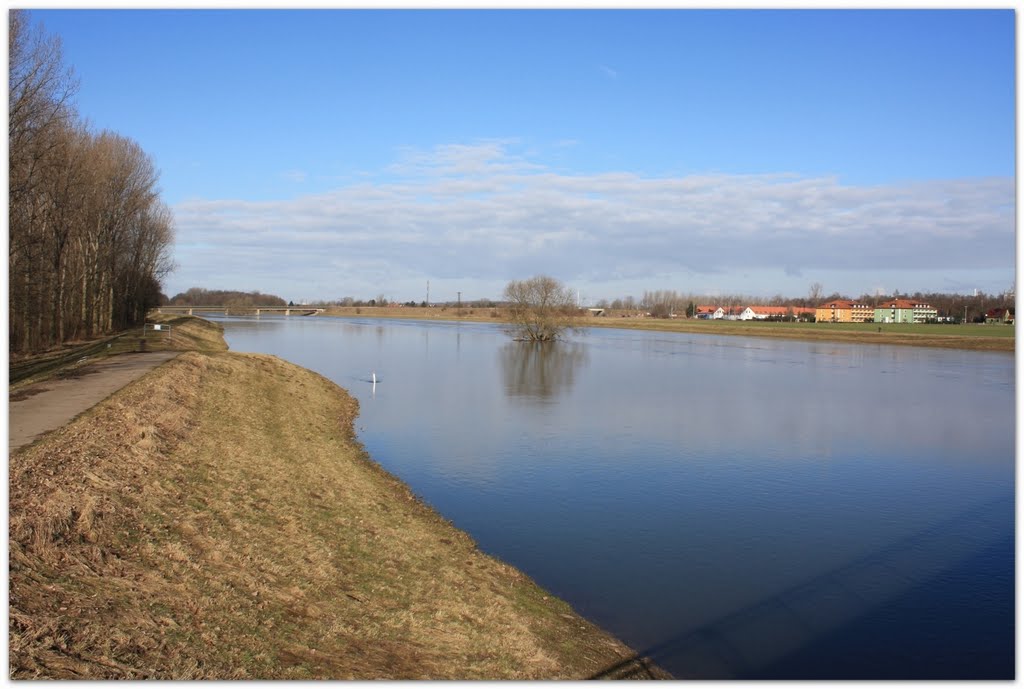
[9,10,174,354]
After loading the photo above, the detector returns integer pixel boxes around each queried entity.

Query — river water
[218,316,1014,679]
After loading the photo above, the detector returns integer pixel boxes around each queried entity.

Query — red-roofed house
[985,308,1015,324]
[736,306,816,321]
[695,305,724,319]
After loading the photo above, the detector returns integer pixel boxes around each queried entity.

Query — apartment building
[815,300,873,323]
[874,299,938,323]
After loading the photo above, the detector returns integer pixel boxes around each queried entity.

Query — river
[217,315,1014,679]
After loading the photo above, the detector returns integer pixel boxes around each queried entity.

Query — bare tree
[9,10,79,351]
[8,12,174,354]
[808,282,824,306]
[503,275,580,342]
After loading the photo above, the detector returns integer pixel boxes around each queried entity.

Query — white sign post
[143,322,172,339]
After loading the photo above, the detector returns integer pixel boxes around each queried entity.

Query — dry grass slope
[9,350,663,679]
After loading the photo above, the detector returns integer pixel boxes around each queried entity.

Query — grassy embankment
[320,305,1015,352]
[9,316,662,679]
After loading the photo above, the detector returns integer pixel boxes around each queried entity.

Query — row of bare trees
[9,10,174,355]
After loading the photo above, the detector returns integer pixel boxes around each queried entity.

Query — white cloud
[281,169,308,183]
[387,140,542,178]
[169,142,1015,301]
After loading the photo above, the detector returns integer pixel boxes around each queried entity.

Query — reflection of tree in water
[499,341,589,401]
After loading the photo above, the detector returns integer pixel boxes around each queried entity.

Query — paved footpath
[8,351,180,454]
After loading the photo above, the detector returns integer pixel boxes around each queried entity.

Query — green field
[581,315,1015,351]
[696,320,1015,337]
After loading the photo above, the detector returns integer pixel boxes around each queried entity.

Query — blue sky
[29,8,1016,304]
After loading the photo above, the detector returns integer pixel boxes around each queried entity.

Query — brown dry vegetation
[141,314,229,354]
[9,346,663,679]
[322,305,508,323]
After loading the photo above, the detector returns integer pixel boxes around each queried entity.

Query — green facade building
[874,300,916,324]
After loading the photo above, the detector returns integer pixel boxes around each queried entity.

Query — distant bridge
[157,305,324,317]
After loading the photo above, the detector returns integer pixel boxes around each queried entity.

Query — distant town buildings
[694,305,814,321]
[645,298,1011,325]
[873,299,938,324]
[814,300,874,323]
[743,305,816,321]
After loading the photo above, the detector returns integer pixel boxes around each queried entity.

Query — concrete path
[8,351,180,453]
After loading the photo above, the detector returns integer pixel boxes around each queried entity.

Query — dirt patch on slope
[9,387,50,402]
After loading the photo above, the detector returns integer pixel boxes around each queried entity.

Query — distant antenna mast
[426,280,430,306]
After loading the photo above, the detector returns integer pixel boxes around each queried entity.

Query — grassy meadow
[584,315,1015,351]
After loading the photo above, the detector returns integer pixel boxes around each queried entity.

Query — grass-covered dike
[9,318,664,679]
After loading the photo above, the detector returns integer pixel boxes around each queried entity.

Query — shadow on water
[590,493,1014,680]
[499,341,588,402]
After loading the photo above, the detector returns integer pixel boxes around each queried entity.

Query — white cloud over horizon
[169,142,1015,303]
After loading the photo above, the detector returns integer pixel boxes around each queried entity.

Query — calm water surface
[219,316,1014,679]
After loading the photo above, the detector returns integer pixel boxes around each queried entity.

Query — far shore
[319,305,1015,352]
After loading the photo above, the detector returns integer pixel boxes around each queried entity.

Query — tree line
[9,11,174,355]
[593,286,1015,323]
[290,285,1012,324]
[167,288,287,308]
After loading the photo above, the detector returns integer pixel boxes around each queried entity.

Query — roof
[739,305,813,316]
[817,300,870,309]
[877,299,918,309]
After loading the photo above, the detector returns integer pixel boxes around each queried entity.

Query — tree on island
[503,275,580,342]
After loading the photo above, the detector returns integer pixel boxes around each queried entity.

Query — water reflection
[499,341,589,403]
[591,492,1013,679]
[218,317,1014,679]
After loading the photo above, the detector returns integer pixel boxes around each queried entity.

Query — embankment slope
[9,344,662,678]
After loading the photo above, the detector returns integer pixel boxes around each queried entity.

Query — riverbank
[9,319,663,679]
[319,306,1015,352]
